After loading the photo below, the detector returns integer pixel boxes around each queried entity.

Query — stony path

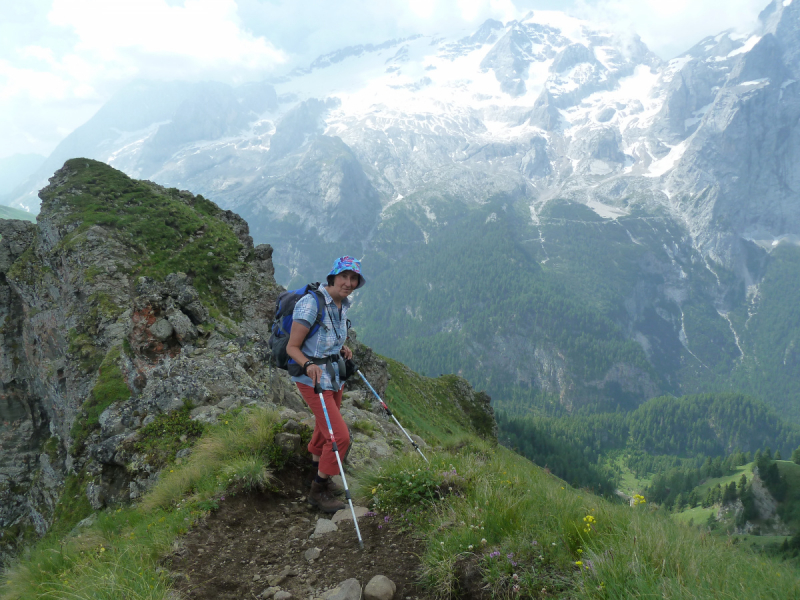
[167,468,432,600]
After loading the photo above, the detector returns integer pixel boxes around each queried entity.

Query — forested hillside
[351,191,800,423]
[353,195,660,413]
[498,393,800,492]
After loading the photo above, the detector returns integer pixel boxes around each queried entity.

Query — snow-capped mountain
[11,2,799,268]
[7,1,800,413]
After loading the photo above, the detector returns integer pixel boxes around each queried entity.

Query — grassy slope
[613,455,652,496]
[693,463,755,498]
[382,356,495,445]
[0,206,36,222]
[778,460,800,489]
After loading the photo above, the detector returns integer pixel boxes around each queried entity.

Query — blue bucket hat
[328,256,366,289]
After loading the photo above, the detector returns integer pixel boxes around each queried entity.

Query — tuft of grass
[351,419,378,437]
[221,456,272,492]
[141,407,279,510]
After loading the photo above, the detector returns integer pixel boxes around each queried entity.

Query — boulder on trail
[322,578,361,600]
[364,575,396,600]
[311,518,338,537]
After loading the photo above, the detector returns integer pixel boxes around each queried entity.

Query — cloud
[48,0,286,79]
[0,0,287,159]
[572,0,766,59]
[236,0,525,67]
[0,0,777,160]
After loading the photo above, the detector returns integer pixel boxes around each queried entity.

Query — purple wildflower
[378,525,383,529]
[507,553,514,559]
[531,540,538,546]
[384,516,391,523]
[365,511,377,517]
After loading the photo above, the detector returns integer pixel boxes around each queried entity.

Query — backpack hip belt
[300,354,345,383]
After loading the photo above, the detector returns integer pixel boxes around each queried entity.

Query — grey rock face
[527,89,561,131]
[551,43,598,74]
[268,98,338,160]
[0,164,289,564]
[481,24,534,96]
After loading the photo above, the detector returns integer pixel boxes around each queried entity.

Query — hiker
[285,256,365,513]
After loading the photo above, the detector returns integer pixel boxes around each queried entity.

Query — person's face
[331,271,360,298]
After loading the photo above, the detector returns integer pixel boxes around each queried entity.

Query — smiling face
[328,270,361,300]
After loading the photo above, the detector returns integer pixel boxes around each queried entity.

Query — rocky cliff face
[0,159,495,567]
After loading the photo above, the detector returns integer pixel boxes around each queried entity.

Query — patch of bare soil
[167,465,433,600]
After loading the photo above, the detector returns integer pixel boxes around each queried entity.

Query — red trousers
[296,383,350,476]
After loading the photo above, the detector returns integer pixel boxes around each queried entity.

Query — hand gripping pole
[357,369,429,463]
[314,382,364,548]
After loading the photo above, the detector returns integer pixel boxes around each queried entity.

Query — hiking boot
[306,469,344,496]
[308,480,345,514]
[324,477,344,497]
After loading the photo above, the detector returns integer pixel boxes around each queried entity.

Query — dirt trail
[167,466,433,599]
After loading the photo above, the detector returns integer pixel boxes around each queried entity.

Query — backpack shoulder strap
[307,282,325,337]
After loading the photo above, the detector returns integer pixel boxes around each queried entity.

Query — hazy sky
[0,0,769,160]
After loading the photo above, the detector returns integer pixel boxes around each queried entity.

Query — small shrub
[364,461,466,514]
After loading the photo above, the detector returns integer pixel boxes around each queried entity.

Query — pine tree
[722,481,737,504]
[738,473,747,493]
[792,446,800,465]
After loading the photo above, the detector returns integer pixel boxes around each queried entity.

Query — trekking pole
[357,369,429,463]
[314,382,364,549]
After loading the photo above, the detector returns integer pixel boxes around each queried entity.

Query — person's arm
[287,322,322,386]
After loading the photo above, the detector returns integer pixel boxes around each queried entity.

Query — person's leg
[296,383,350,474]
[296,383,349,512]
